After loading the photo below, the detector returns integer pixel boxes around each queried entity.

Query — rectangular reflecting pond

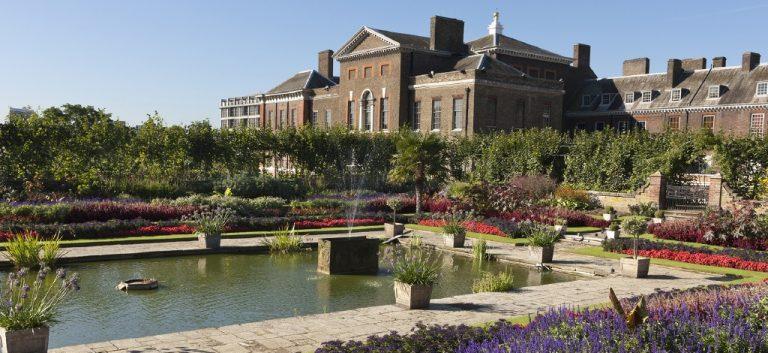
[44,249,581,347]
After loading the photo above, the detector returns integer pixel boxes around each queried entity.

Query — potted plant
[553,218,568,235]
[184,208,234,249]
[619,216,651,278]
[652,210,665,224]
[602,206,616,221]
[605,221,620,239]
[384,197,405,237]
[0,267,80,353]
[526,224,560,263]
[392,249,439,309]
[441,209,467,248]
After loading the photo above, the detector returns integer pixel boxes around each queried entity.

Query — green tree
[388,131,448,216]
[715,136,768,198]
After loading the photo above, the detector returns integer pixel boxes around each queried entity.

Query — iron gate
[665,174,710,210]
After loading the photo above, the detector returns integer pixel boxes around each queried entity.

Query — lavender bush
[0,267,80,330]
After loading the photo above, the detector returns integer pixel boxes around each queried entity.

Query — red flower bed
[620,248,768,272]
[648,221,768,251]
[293,218,384,229]
[418,219,507,237]
[0,230,39,241]
[501,207,609,228]
[66,202,199,223]
[124,224,196,236]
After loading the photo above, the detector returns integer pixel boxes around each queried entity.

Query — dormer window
[600,93,613,105]
[707,85,721,99]
[581,95,592,107]
[670,89,682,102]
[641,91,653,102]
[624,92,635,104]
[757,82,768,96]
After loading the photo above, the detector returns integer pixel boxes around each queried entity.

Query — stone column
[708,173,723,209]
[646,171,666,209]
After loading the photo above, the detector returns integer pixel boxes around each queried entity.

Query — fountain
[317,153,379,275]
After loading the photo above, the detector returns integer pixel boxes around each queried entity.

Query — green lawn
[568,226,602,233]
[568,246,768,284]
[0,225,384,249]
[405,224,530,246]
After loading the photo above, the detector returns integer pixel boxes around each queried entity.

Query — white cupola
[487,11,504,36]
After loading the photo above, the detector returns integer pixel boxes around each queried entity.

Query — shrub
[292,218,383,229]
[553,186,591,210]
[621,216,648,259]
[263,225,304,254]
[164,195,286,217]
[215,174,307,200]
[490,175,557,212]
[0,267,80,331]
[472,239,488,260]
[472,272,515,293]
[391,249,439,286]
[628,202,657,218]
[502,207,609,228]
[4,233,43,268]
[183,208,234,236]
[654,210,665,218]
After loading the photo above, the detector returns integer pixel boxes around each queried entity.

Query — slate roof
[453,54,524,76]
[568,64,768,114]
[266,70,336,95]
[369,28,430,50]
[467,34,572,64]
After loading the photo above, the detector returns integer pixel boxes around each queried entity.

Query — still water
[47,250,579,347]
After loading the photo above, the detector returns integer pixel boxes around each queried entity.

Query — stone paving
[49,229,725,353]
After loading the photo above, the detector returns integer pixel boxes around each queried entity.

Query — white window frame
[702,115,715,132]
[380,97,389,131]
[757,82,768,97]
[624,92,635,104]
[707,85,721,99]
[600,93,613,106]
[581,95,592,107]
[641,91,653,102]
[750,113,765,137]
[431,99,442,131]
[324,110,331,127]
[670,88,682,102]
[452,97,464,131]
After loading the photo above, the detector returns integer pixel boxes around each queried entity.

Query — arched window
[362,91,374,131]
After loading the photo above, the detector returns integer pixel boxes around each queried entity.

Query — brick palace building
[219,13,768,137]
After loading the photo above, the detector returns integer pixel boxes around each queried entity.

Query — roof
[334,27,435,60]
[468,34,572,65]
[567,64,768,114]
[266,70,336,95]
[453,54,524,76]
[369,28,430,50]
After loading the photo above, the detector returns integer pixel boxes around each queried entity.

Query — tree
[388,131,447,216]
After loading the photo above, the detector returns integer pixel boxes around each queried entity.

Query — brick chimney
[572,43,591,70]
[667,59,682,87]
[623,58,649,76]
[318,50,334,79]
[682,58,706,71]
[712,57,727,68]
[430,16,465,53]
[742,52,761,72]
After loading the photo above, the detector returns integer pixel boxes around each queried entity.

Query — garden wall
[588,172,664,213]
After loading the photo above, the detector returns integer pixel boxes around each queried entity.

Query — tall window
[488,97,498,127]
[267,111,273,128]
[431,99,442,130]
[702,115,714,132]
[290,109,296,127]
[347,101,355,129]
[362,91,373,131]
[412,101,421,130]
[668,116,680,130]
[311,111,318,126]
[542,102,552,127]
[750,113,765,137]
[452,97,464,130]
[279,110,285,129]
[325,110,332,127]
[380,98,389,130]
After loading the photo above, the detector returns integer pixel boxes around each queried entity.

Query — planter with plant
[391,249,439,309]
[441,210,466,248]
[384,197,405,237]
[619,216,651,278]
[553,218,568,234]
[606,221,621,239]
[602,206,616,221]
[0,267,80,353]
[652,210,665,224]
[526,224,560,263]
[4,232,63,269]
[183,208,234,249]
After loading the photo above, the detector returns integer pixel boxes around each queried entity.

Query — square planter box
[197,233,221,249]
[602,213,615,222]
[652,217,664,224]
[443,232,466,248]
[0,326,49,353]
[529,245,554,263]
[620,257,651,278]
[384,223,405,237]
[605,229,620,239]
[394,281,433,309]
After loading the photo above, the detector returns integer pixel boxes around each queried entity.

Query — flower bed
[0,201,199,224]
[621,248,768,272]
[316,283,768,353]
[418,219,507,237]
[501,207,609,228]
[292,218,384,229]
[649,220,768,251]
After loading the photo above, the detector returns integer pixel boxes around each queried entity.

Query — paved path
[50,230,724,353]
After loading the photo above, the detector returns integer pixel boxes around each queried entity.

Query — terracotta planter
[606,229,620,239]
[529,245,554,263]
[0,326,49,353]
[554,225,567,235]
[197,232,221,249]
[652,217,664,224]
[602,213,615,222]
[443,230,466,248]
[620,257,651,278]
[394,281,433,309]
[384,223,405,237]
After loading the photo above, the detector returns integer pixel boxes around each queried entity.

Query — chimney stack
[682,58,706,71]
[742,52,761,72]
[572,44,591,70]
[667,59,682,87]
[623,58,650,76]
[430,16,465,53]
[318,50,334,79]
[712,57,727,68]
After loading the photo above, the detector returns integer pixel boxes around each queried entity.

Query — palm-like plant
[388,131,447,217]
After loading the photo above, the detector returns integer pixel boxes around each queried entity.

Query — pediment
[334,27,399,59]
[351,34,391,53]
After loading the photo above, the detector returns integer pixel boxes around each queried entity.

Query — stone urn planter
[197,232,221,249]
[394,281,433,309]
[605,229,621,239]
[384,222,405,237]
[620,257,651,278]
[0,326,49,353]
[443,230,466,248]
[529,245,554,263]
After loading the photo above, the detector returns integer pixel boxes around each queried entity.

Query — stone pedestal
[317,236,379,275]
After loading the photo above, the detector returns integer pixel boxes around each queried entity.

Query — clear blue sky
[1,0,765,126]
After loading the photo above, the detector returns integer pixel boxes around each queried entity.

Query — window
[290,109,296,127]
[581,95,592,107]
[229,107,237,117]
[707,85,720,99]
[221,109,228,118]
[542,102,552,127]
[641,91,653,102]
[380,98,389,130]
[625,92,635,104]
[412,101,421,130]
[595,122,605,131]
[267,111,273,128]
[431,99,442,130]
[311,111,318,126]
[325,110,332,127]
[347,101,354,129]
[702,115,714,132]
[750,113,765,137]
[757,82,768,96]
[545,70,556,80]
[380,64,390,77]
[452,97,464,130]
[670,89,682,102]
[635,121,647,130]
[348,69,357,80]
[362,92,373,131]
[279,110,285,129]
[668,116,680,130]
[600,93,613,105]
[618,121,629,132]
[528,68,539,78]
[363,66,372,78]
